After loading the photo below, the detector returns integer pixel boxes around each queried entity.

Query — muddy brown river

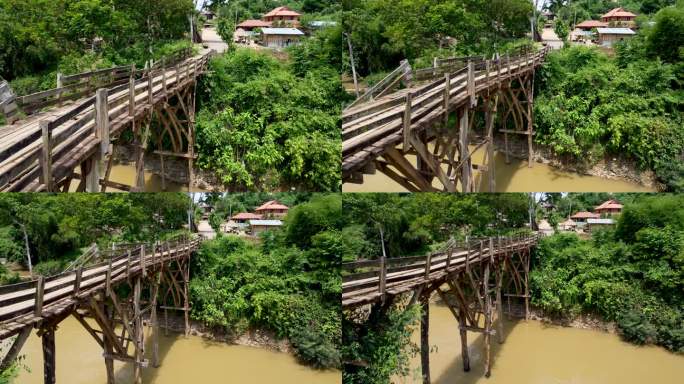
[15,318,340,384]
[344,149,655,193]
[395,303,684,384]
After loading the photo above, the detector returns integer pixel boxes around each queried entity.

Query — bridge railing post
[162,58,167,96]
[443,73,451,128]
[467,60,476,107]
[73,267,83,297]
[402,92,413,151]
[140,244,146,278]
[34,276,45,317]
[38,120,53,192]
[424,252,432,279]
[489,237,494,263]
[465,236,470,270]
[147,65,154,105]
[129,65,136,116]
[379,255,386,297]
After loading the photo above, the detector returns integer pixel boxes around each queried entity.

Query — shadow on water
[427,300,523,384]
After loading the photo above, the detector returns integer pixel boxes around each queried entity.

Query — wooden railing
[0,50,214,192]
[12,48,193,116]
[341,47,549,173]
[346,60,413,110]
[341,233,538,305]
[0,236,200,325]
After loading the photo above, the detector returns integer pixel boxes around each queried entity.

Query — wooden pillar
[459,108,470,192]
[524,250,530,320]
[496,263,505,344]
[458,306,470,372]
[133,277,143,384]
[39,120,53,192]
[187,87,196,191]
[151,272,161,368]
[133,119,146,191]
[483,261,492,378]
[526,75,535,168]
[402,92,412,152]
[88,88,109,192]
[41,326,56,384]
[486,98,496,192]
[420,293,430,384]
[183,254,190,336]
[103,322,115,384]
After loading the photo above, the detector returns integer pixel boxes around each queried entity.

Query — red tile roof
[576,20,608,29]
[232,212,262,220]
[602,8,637,19]
[571,211,601,219]
[237,20,272,28]
[594,200,623,211]
[255,200,289,211]
[264,6,301,18]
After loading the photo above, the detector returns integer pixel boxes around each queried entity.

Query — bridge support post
[40,325,56,384]
[458,108,471,192]
[420,292,430,384]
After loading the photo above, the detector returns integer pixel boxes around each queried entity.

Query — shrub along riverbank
[189,194,342,369]
[531,194,684,352]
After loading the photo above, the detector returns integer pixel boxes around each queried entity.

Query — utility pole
[344,33,360,98]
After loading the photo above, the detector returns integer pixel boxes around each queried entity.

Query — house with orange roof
[570,211,600,228]
[601,8,637,27]
[231,212,263,224]
[236,19,272,31]
[262,6,301,27]
[594,200,623,216]
[255,200,289,218]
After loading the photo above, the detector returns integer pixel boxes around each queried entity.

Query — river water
[67,164,199,192]
[395,303,684,384]
[344,149,655,193]
[15,318,340,384]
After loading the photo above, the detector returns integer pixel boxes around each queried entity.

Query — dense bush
[531,195,684,352]
[195,48,345,191]
[189,195,342,368]
[535,45,683,189]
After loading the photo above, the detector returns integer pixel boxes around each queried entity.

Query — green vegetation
[535,3,684,191]
[0,193,190,275]
[207,0,340,19]
[195,28,346,191]
[343,0,535,76]
[531,194,684,352]
[0,0,196,94]
[189,194,341,368]
[547,0,677,22]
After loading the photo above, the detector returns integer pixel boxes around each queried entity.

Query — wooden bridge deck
[342,49,549,181]
[0,50,213,192]
[0,238,200,340]
[341,234,538,308]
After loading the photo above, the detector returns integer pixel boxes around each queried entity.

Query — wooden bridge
[0,236,200,384]
[342,233,538,383]
[343,48,550,192]
[0,49,214,192]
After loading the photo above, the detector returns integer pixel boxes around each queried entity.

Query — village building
[597,28,636,47]
[575,20,608,31]
[231,212,262,224]
[255,200,289,218]
[594,200,623,216]
[570,211,600,227]
[249,219,283,235]
[601,7,637,27]
[559,218,577,232]
[236,19,272,31]
[538,219,554,237]
[586,218,616,232]
[260,28,304,48]
[262,6,301,27]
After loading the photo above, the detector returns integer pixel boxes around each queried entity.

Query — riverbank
[492,135,661,190]
[160,313,294,355]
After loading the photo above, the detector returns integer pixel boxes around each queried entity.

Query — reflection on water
[344,148,655,193]
[68,164,206,192]
[395,303,684,384]
[16,317,340,384]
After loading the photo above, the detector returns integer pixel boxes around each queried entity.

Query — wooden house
[262,6,301,27]
[255,200,289,218]
[260,28,304,48]
[594,200,623,216]
[597,28,636,47]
